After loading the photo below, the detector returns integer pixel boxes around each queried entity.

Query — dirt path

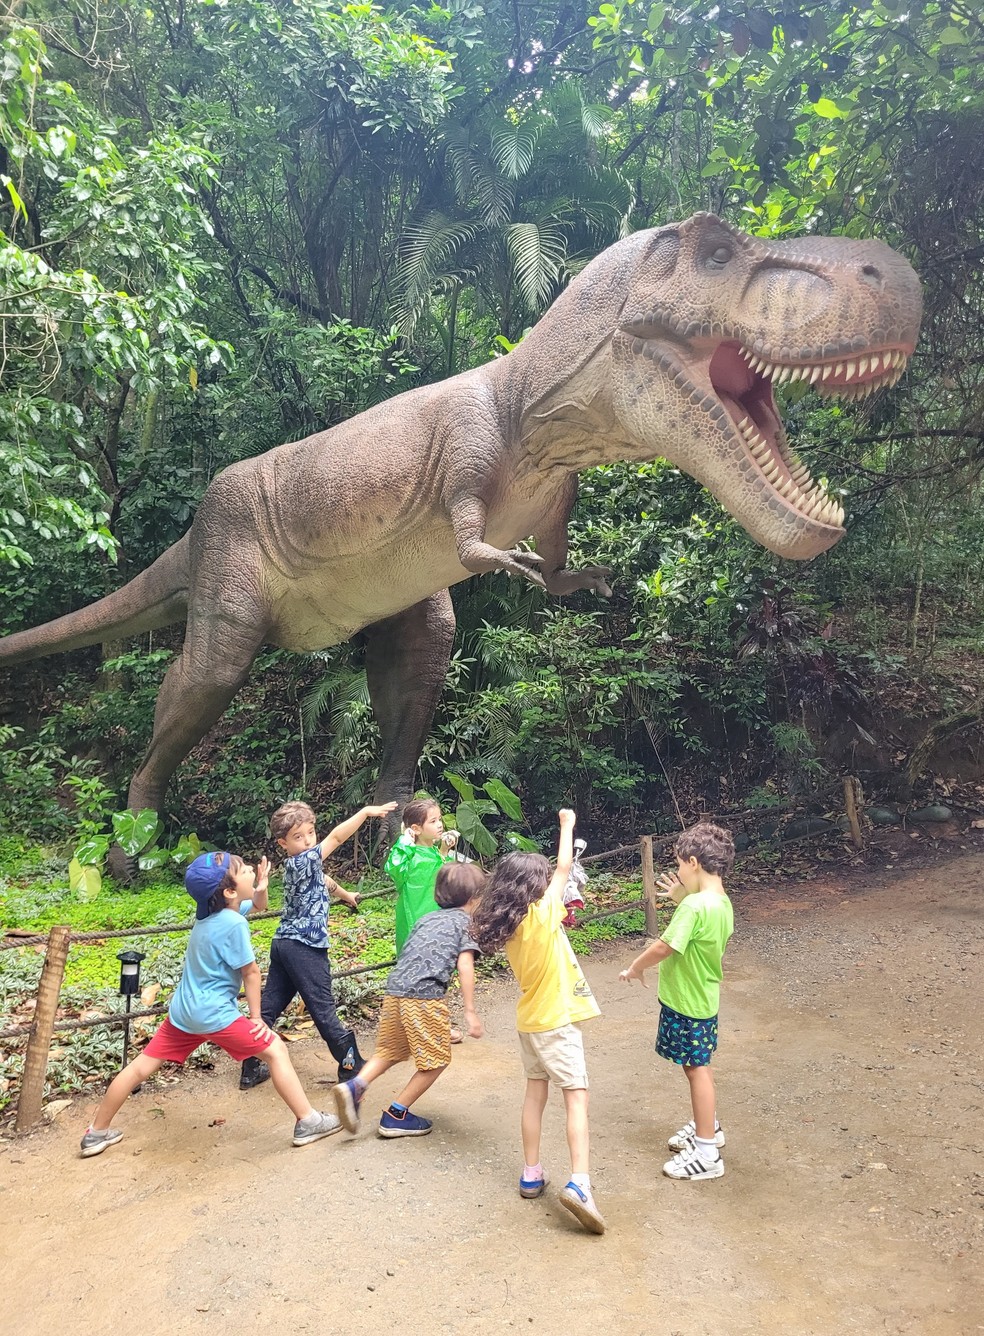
[3,856,982,1335]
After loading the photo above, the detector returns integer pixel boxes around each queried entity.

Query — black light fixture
[117,949,146,1070]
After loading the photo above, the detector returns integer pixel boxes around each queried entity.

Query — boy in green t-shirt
[619,822,735,1181]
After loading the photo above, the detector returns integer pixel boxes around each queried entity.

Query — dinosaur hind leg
[364,590,455,833]
[125,610,269,817]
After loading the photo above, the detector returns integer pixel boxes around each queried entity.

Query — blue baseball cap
[185,852,233,919]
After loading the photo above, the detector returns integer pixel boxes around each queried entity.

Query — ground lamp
[117,949,146,1070]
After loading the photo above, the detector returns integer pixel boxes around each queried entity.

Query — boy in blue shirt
[240,798,397,1090]
[80,851,341,1157]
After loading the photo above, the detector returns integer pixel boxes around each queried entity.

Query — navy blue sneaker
[333,1078,364,1134]
[377,1106,432,1138]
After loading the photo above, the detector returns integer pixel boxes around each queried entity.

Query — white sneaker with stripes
[663,1143,725,1180]
[667,1118,725,1151]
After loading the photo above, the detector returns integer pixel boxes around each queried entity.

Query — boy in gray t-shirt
[333,862,485,1139]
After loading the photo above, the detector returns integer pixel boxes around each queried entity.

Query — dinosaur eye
[706,245,732,268]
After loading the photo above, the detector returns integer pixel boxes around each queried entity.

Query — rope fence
[2,778,867,1132]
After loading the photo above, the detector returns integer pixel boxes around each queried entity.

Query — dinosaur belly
[263,529,472,652]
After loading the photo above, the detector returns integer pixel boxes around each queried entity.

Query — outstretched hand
[656,871,683,898]
[254,856,271,895]
[365,801,399,819]
[619,963,648,987]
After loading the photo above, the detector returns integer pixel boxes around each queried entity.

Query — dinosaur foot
[106,845,139,886]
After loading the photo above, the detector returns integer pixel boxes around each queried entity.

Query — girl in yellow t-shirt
[471,809,604,1236]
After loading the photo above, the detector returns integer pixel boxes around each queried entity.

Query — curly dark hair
[675,823,735,877]
[470,852,552,953]
[270,801,316,842]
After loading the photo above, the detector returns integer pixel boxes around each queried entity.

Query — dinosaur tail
[0,534,191,667]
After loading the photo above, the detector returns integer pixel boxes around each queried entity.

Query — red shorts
[143,1016,274,1063]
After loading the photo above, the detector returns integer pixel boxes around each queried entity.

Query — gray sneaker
[292,1110,342,1147]
[80,1126,124,1158]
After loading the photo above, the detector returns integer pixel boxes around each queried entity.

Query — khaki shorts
[517,1023,589,1089]
[375,995,452,1071]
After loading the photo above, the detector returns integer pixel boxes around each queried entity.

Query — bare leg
[392,1065,445,1109]
[562,1087,590,1176]
[353,1053,398,1088]
[521,1078,549,1166]
[261,1035,319,1121]
[684,1064,716,1140]
[364,592,456,832]
[90,1053,165,1130]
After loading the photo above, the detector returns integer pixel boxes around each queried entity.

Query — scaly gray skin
[0,213,922,842]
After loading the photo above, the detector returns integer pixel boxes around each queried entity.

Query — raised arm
[319,802,398,858]
[544,808,577,901]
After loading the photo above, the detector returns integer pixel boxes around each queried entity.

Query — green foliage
[443,771,531,858]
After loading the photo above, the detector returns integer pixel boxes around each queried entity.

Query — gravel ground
[2,854,982,1335]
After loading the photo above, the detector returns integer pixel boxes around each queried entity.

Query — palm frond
[504,221,568,310]
[393,212,487,335]
[580,101,614,139]
[490,124,540,180]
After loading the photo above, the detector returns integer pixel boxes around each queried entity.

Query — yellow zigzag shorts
[375,995,452,1071]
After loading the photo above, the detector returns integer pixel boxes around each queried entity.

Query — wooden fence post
[640,835,659,937]
[16,924,71,1133]
[843,775,865,851]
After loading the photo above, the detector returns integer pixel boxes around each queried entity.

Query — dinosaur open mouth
[707,341,910,530]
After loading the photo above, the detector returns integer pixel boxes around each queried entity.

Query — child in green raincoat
[385,798,460,951]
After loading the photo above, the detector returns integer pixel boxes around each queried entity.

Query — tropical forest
[1,0,983,1105]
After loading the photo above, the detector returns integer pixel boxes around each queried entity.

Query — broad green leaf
[484,778,524,821]
[169,832,204,864]
[74,835,110,867]
[69,858,102,901]
[811,98,848,119]
[504,831,539,852]
[454,804,498,857]
[444,771,476,804]
[112,808,163,856]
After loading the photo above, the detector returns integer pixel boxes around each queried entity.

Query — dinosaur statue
[0,213,922,837]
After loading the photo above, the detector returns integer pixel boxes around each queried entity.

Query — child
[333,861,485,1138]
[80,851,341,1157]
[384,798,459,952]
[240,799,398,1091]
[471,809,605,1236]
[619,822,735,1181]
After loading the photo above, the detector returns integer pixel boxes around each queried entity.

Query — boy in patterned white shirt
[240,798,397,1090]
[333,861,485,1139]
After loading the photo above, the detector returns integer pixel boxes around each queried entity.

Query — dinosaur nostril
[861,263,882,287]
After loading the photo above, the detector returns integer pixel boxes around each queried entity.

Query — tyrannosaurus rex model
[0,213,922,828]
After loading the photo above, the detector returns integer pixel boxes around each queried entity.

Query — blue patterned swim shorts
[655,1003,719,1067]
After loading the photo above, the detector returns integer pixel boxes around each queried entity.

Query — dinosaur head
[609,214,922,559]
